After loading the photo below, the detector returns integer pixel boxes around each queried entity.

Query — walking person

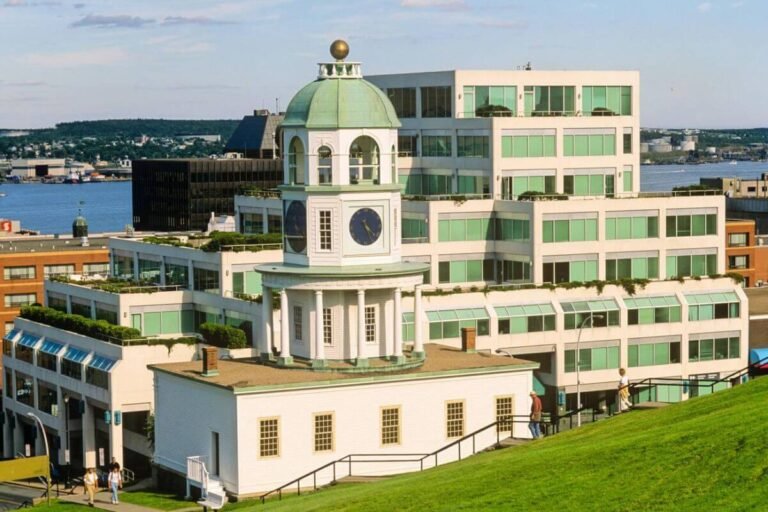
[529,391,543,439]
[83,468,98,507]
[108,466,123,504]
[618,368,632,412]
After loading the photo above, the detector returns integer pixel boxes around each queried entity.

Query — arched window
[288,137,305,185]
[349,136,379,184]
[317,146,332,185]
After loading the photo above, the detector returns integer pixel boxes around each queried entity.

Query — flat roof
[0,236,111,254]
[257,261,430,278]
[150,344,537,394]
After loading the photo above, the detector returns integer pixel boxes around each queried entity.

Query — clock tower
[257,41,428,369]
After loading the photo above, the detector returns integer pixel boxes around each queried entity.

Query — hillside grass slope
[254,376,768,512]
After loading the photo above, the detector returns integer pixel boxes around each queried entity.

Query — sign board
[98,448,104,467]
[0,455,50,482]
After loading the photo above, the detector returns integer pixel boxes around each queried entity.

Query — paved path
[59,489,157,512]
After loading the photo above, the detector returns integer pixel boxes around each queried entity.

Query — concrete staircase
[197,477,227,511]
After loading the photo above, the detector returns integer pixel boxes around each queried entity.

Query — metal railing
[628,355,768,404]
[259,415,550,504]
[219,243,282,253]
[186,456,210,499]
[402,193,492,202]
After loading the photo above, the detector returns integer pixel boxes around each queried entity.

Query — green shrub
[201,231,283,252]
[198,322,247,349]
[19,305,141,341]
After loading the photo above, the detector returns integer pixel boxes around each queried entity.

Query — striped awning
[3,328,20,342]
[40,339,65,356]
[88,354,117,372]
[18,333,41,349]
[63,346,89,364]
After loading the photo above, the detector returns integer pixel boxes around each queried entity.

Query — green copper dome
[282,78,401,130]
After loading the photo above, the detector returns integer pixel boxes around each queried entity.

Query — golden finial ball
[330,39,349,61]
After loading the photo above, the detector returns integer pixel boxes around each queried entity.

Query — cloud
[73,2,85,7]
[162,16,233,26]
[3,0,26,6]
[163,41,215,54]
[697,2,712,12]
[25,48,126,67]
[3,0,60,6]
[731,0,744,6]
[0,80,47,87]
[400,0,466,9]
[70,14,154,28]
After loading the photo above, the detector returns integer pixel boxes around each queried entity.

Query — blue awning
[533,375,546,396]
[750,348,768,366]
[88,354,117,372]
[63,346,89,363]
[18,333,41,349]
[40,339,65,356]
[3,328,20,342]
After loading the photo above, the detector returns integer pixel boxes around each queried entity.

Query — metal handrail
[259,415,547,504]
[219,243,282,252]
[628,355,768,402]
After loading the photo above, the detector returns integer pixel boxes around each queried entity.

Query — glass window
[4,293,36,308]
[564,346,620,372]
[398,135,418,157]
[313,413,334,452]
[543,218,598,243]
[44,265,75,278]
[83,262,110,276]
[381,406,401,445]
[259,418,280,457]
[349,136,380,183]
[138,259,161,283]
[457,136,489,158]
[387,88,416,118]
[524,86,575,116]
[288,137,305,185]
[319,210,332,251]
[15,372,34,406]
[165,263,188,288]
[496,396,514,432]
[317,146,332,185]
[4,266,36,280]
[422,136,452,157]
[502,136,556,158]
[582,86,632,116]
[446,401,465,438]
[421,86,452,118]
[666,214,717,237]
[728,233,748,247]
[193,267,219,293]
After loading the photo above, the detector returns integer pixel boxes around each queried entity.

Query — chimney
[202,347,219,377]
[461,327,476,353]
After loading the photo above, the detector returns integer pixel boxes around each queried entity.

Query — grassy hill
[253,377,768,512]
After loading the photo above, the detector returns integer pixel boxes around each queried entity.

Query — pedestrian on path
[108,466,123,505]
[529,391,543,439]
[83,468,98,507]
[618,368,632,412]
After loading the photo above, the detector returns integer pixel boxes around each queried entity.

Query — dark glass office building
[132,158,281,232]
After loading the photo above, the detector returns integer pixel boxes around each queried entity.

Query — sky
[0,0,765,129]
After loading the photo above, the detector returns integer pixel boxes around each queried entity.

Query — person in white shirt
[108,467,123,504]
[83,468,98,507]
[618,368,632,412]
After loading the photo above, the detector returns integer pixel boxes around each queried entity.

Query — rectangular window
[561,300,620,330]
[319,210,332,251]
[496,396,514,432]
[605,216,658,240]
[421,86,452,118]
[728,255,749,269]
[501,135,556,158]
[193,267,219,294]
[502,175,556,199]
[44,264,75,278]
[666,214,717,237]
[495,218,531,241]
[542,218,598,243]
[4,293,36,308]
[323,308,333,346]
[666,253,717,278]
[259,418,280,457]
[446,401,465,439]
[381,406,401,445]
[626,296,681,325]
[686,292,740,321]
[524,86,575,116]
[463,85,516,117]
[313,413,334,452]
[605,256,659,280]
[457,135,489,158]
[563,174,614,196]
[398,134,419,157]
[628,341,681,367]
[293,306,303,341]
[437,259,495,284]
[689,336,740,362]
[499,260,532,284]
[427,308,490,339]
[365,306,376,343]
[623,133,632,154]
[387,88,416,118]
[4,266,36,280]
[542,259,598,284]
[15,372,34,407]
[562,134,617,156]
[564,346,620,372]
[728,233,748,247]
[422,135,453,157]
[438,217,494,242]
[496,304,556,334]
[582,86,632,116]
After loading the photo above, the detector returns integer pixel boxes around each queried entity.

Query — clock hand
[362,219,374,241]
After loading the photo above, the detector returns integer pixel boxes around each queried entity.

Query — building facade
[131,159,282,232]
[725,219,768,287]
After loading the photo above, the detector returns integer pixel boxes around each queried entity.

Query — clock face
[349,208,382,246]
[284,201,307,253]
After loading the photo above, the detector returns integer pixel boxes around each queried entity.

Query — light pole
[576,314,604,428]
[64,395,70,487]
[27,412,50,505]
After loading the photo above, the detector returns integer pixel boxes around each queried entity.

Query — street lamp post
[64,395,70,487]
[576,314,604,428]
[27,412,51,505]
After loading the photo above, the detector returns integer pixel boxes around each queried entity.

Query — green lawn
[32,500,91,512]
[238,376,768,512]
[118,490,195,510]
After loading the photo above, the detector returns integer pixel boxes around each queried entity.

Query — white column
[357,290,367,365]
[314,291,325,362]
[261,285,272,359]
[82,401,96,468]
[393,288,403,361]
[2,412,11,459]
[278,289,292,365]
[414,285,424,356]
[108,419,123,467]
